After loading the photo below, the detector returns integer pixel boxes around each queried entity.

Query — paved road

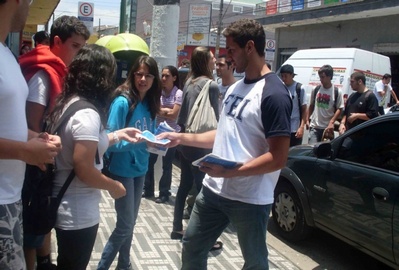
[51,165,299,269]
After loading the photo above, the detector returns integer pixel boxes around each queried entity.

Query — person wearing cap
[33,30,50,47]
[280,64,307,146]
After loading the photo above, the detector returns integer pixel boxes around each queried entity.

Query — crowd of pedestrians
[2,0,398,269]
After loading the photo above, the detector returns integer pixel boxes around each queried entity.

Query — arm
[391,89,399,104]
[326,108,342,131]
[26,102,46,132]
[107,127,142,147]
[339,115,347,135]
[159,104,181,120]
[200,136,290,178]
[0,136,60,170]
[73,140,126,199]
[158,129,216,149]
[306,89,315,129]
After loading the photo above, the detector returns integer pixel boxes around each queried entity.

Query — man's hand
[157,132,181,148]
[198,162,240,178]
[24,137,61,171]
[108,180,126,199]
[295,126,304,138]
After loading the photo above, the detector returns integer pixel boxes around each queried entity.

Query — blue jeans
[97,174,145,270]
[182,186,271,270]
[144,146,177,196]
[308,127,325,144]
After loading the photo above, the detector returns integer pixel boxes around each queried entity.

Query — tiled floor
[51,165,299,270]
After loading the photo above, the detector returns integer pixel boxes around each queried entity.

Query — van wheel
[272,182,312,242]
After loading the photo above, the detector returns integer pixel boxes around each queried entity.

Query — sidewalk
[51,164,299,269]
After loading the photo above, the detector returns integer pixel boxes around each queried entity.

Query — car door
[311,119,399,264]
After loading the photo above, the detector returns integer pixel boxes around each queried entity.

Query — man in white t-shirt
[159,18,292,269]
[307,64,344,143]
[0,1,62,269]
[373,73,399,115]
[280,64,307,146]
[19,15,89,270]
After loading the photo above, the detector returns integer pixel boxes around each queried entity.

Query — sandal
[210,241,223,251]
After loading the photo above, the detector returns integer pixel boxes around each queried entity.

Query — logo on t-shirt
[316,92,331,109]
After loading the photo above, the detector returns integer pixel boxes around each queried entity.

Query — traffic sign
[78,2,94,33]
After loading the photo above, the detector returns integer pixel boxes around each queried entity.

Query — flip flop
[210,241,223,251]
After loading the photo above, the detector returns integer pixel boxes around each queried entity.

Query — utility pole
[151,0,180,69]
[215,0,224,59]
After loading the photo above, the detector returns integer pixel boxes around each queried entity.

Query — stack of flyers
[144,121,175,156]
[155,121,175,134]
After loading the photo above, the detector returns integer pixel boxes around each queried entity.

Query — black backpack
[22,100,98,235]
[295,82,303,120]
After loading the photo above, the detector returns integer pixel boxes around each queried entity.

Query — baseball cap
[280,64,297,75]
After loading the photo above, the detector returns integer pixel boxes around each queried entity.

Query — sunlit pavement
[51,164,299,269]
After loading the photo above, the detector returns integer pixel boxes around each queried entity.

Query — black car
[272,113,399,268]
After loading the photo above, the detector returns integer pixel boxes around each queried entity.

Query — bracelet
[113,131,120,143]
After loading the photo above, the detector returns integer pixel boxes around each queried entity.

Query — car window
[337,120,399,172]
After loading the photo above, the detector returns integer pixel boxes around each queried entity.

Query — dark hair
[187,46,214,80]
[50,16,90,47]
[163,65,180,89]
[351,71,366,85]
[318,64,334,79]
[20,44,30,55]
[223,18,265,57]
[49,44,117,128]
[115,55,161,119]
[34,31,50,46]
[382,73,392,79]
[218,54,232,68]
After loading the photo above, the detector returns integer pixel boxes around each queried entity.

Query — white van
[280,48,391,108]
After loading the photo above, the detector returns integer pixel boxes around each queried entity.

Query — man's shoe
[155,195,169,203]
[210,241,223,251]
[142,192,154,198]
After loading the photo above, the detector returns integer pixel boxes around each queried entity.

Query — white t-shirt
[27,69,50,106]
[310,85,344,129]
[203,73,292,205]
[53,98,109,230]
[0,43,29,204]
[373,79,392,107]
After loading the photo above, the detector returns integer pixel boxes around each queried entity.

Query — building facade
[257,0,399,90]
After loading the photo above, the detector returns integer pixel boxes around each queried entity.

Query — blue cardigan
[106,95,155,178]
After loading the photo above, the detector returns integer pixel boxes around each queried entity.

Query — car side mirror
[313,142,332,158]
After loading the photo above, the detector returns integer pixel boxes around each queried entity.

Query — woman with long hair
[48,44,141,270]
[97,55,161,270]
[143,65,183,203]
[171,46,220,240]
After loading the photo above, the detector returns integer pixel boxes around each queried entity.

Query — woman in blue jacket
[97,55,161,270]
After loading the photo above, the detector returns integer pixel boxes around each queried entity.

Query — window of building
[212,2,220,10]
[233,5,243,13]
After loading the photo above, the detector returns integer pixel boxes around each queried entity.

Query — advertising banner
[278,0,292,13]
[292,0,304,10]
[266,0,277,15]
[308,0,321,8]
[187,4,211,46]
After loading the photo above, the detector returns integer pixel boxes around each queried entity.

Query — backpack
[185,79,218,133]
[102,93,134,177]
[22,100,98,235]
[313,85,339,111]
